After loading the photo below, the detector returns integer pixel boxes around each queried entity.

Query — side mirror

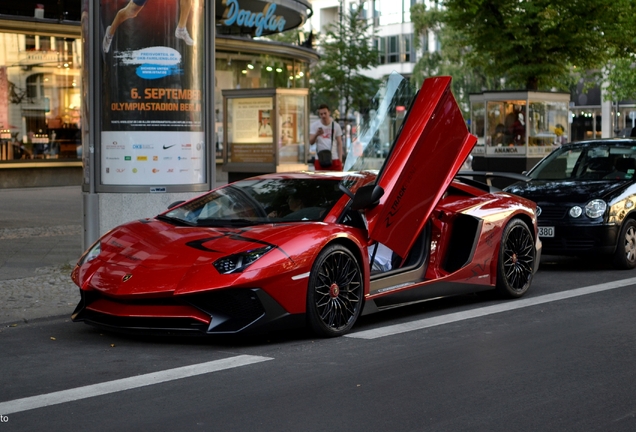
[350,184,384,211]
[168,200,185,209]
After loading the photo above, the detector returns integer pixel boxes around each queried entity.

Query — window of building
[373,0,414,24]
[403,34,413,62]
[24,34,36,50]
[387,36,399,63]
[375,38,387,64]
[349,1,371,23]
[375,34,414,64]
[403,0,417,23]
[320,6,339,33]
[374,0,401,25]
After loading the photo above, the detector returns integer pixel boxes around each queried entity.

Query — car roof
[561,138,636,148]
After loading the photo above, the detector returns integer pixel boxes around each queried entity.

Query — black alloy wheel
[613,218,636,270]
[306,244,363,337]
[496,218,535,298]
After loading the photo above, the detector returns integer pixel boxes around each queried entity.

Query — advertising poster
[100,0,205,186]
[229,97,274,163]
[280,113,297,145]
[232,98,273,143]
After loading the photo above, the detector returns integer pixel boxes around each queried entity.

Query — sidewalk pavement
[0,186,83,325]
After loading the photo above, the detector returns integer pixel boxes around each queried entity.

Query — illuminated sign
[223,0,286,36]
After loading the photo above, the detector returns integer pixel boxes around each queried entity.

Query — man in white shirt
[309,104,343,171]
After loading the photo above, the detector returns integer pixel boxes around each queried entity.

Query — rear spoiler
[455,171,532,192]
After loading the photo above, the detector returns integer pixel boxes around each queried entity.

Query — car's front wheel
[306,244,363,337]
[613,218,636,269]
[496,218,535,298]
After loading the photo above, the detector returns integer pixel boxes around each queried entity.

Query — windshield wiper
[196,218,261,227]
[156,214,195,226]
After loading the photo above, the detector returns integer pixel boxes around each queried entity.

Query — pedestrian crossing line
[347,277,636,340]
[0,355,273,415]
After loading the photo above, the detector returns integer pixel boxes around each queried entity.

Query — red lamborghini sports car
[71,73,541,337]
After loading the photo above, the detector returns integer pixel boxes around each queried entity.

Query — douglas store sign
[223,0,286,36]
[217,0,310,36]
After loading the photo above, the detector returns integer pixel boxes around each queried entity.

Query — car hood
[80,219,301,296]
[506,179,628,203]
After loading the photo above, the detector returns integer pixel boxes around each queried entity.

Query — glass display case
[469,90,571,173]
[223,88,308,181]
[527,101,569,157]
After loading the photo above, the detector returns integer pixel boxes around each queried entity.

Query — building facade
[306,0,440,82]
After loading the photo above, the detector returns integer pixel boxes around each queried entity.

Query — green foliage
[310,6,380,118]
[606,58,636,102]
[440,0,636,91]
[411,2,505,115]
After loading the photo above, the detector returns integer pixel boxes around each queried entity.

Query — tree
[411,2,505,114]
[310,5,380,118]
[605,57,636,103]
[440,0,636,91]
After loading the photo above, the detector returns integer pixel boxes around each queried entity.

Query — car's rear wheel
[496,218,535,298]
[306,244,363,337]
[613,219,636,269]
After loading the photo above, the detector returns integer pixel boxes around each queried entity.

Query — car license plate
[538,226,554,237]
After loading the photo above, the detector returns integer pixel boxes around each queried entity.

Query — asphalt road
[2,255,636,432]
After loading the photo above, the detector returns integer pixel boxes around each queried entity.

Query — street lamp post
[615,100,621,137]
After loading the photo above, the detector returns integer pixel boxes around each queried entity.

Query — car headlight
[569,206,582,218]
[585,199,607,219]
[78,241,101,266]
[213,246,273,274]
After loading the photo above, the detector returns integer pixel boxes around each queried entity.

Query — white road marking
[0,355,272,415]
[347,277,636,340]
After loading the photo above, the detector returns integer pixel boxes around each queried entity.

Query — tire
[613,219,636,269]
[306,244,363,337]
[496,218,536,298]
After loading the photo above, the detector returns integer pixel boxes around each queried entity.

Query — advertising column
[82,0,213,248]
[100,0,205,188]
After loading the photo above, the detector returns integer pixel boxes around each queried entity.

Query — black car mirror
[168,200,185,209]
[350,184,384,210]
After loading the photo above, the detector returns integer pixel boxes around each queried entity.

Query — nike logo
[163,144,176,150]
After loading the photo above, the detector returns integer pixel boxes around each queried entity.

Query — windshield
[528,143,636,181]
[162,178,345,227]
[344,72,417,172]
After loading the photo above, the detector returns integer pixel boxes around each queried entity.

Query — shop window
[213,52,310,161]
[571,111,601,142]
[1,31,81,161]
